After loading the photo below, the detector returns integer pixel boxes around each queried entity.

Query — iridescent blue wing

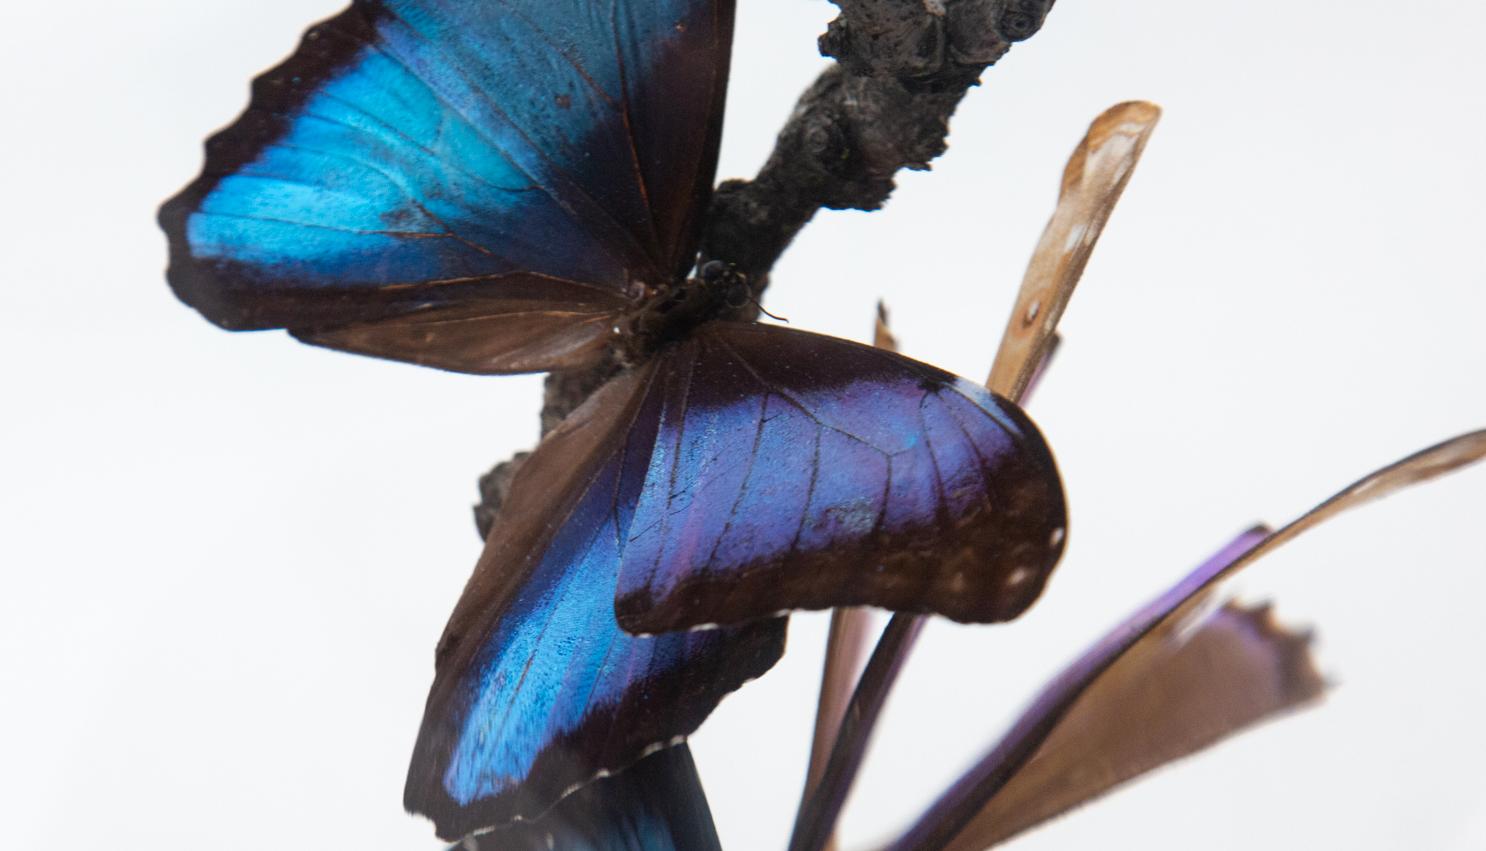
[405,364,783,839]
[453,744,722,851]
[615,321,1068,634]
[159,0,735,373]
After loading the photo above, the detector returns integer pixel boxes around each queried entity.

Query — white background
[3,1,1484,848]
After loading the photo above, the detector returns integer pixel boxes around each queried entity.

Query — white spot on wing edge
[1005,567,1035,587]
[456,658,780,834]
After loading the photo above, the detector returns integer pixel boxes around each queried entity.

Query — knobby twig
[474,0,1057,526]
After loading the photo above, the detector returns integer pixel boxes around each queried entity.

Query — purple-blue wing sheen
[158,0,735,373]
[615,322,1068,634]
[405,366,783,840]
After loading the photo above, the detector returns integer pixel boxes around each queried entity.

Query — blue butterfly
[160,0,1067,840]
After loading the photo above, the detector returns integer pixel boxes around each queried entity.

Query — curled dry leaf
[939,559,1325,849]
[807,605,875,800]
[891,430,1486,851]
[872,300,900,353]
[790,101,1160,851]
[986,101,1161,399]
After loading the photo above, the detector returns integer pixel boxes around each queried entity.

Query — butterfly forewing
[615,321,1068,634]
[159,0,736,373]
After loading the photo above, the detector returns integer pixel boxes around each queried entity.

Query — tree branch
[474,0,1056,534]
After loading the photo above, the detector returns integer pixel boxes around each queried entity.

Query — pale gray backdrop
[3,1,1484,848]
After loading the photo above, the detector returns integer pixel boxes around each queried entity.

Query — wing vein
[372,1,656,276]
[916,393,952,529]
[937,394,999,513]
[784,424,823,560]
[701,391,771,575]
[606,0,663,255]
[268,139,502,257]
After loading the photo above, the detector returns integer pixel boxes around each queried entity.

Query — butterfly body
[614,261,754,358]
[161,0,1068,841]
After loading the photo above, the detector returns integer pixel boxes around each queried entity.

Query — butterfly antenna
[752,295,789,323]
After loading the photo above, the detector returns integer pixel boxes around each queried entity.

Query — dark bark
[473,0,1056,534]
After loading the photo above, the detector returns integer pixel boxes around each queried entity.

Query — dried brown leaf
[986,101,1160,398]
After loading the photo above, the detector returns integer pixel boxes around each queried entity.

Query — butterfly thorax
[617,261,753,365]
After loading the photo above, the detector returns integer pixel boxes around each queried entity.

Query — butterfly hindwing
[159,0,736,373]
[453,744,722,851]
[615,321,1068,633]
[405,364,784,840]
